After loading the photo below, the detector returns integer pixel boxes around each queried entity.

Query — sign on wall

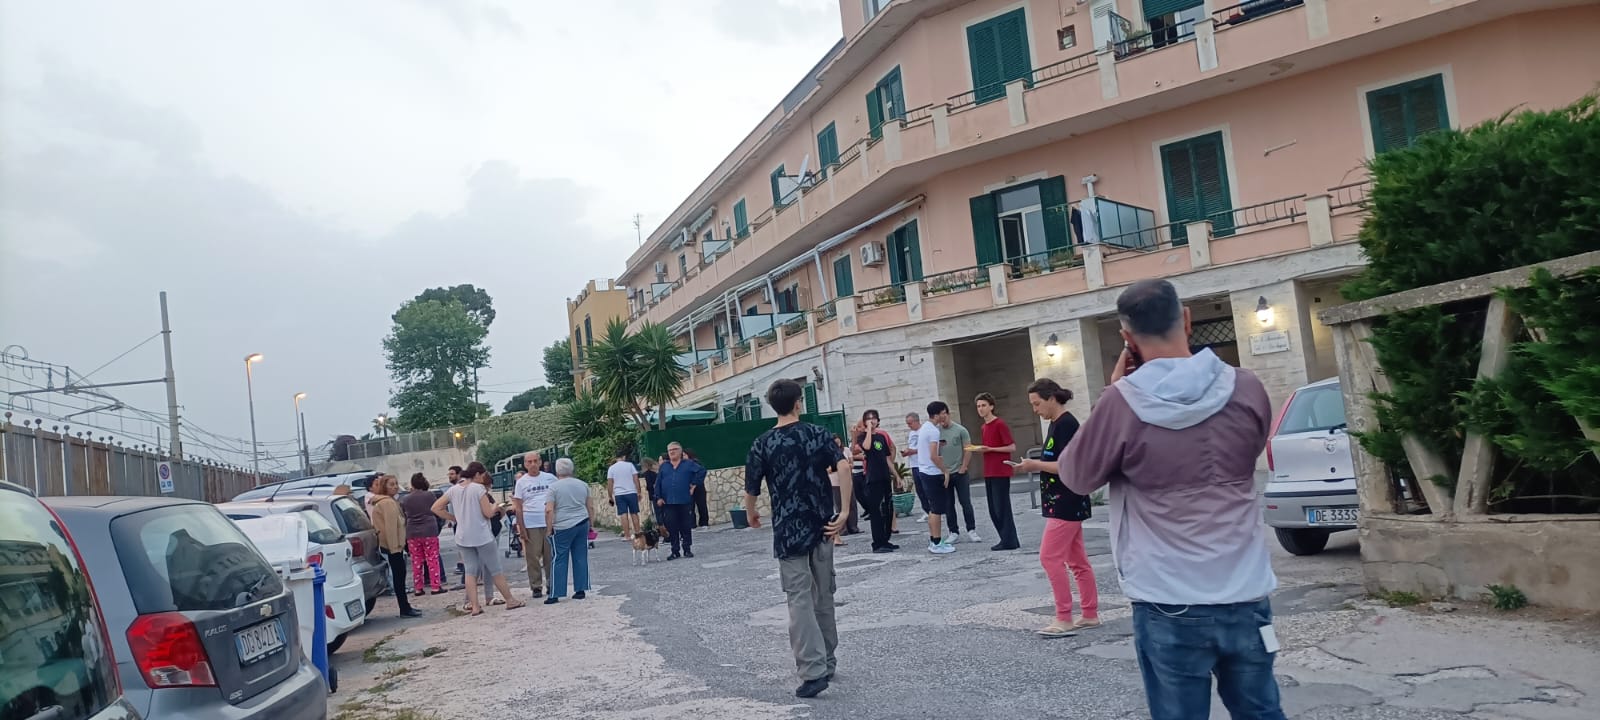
[157,461,175,494]
[1249,331,1291,356]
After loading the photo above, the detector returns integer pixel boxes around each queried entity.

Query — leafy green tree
[560,388,623,442]
[586,319,688,430]
[384,299,491,431]
[476,433,533,470]
[414,284,496,328]
[544,339,575,403]
[503,386,554,413]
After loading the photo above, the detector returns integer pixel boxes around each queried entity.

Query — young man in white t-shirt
[914,402,957,554]
[606,451,642,540]
[512,451,556,598]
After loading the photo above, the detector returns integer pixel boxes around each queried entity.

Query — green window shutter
[884,69,905,121]
[969,194,1001,266]
[1368,75,1449,154]
[866,88,884,140]
[770,165,786,206]
[904,221,923,280]
[967,21,1004,104]
[887,230,904,285]
[803,384,819,414]
[996,11,1031,88]
[722,403,738,423]
[833,255,854,296]
[1161,133,1232,240]
[817,124,839,178]
[733,199,749,237]
[745,395,762,420]
[1143,0,1203,19]
[1039,175,1071,250]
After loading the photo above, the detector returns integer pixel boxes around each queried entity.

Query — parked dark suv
[0,481,141,720]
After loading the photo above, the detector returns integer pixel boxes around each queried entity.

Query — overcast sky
[0,0,840,470]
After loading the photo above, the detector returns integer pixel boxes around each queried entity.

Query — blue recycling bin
[311,562,330,691]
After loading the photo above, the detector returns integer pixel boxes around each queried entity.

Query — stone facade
[1361,514,1600,612]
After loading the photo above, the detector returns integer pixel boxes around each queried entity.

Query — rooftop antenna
[632,213,644,246]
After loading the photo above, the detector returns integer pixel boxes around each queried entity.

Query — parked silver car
[1263,377,1357,555]
[42,495,327,720]
[220,492,389,613]
[0,482,143,720]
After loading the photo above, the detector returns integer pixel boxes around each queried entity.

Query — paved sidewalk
[330,501,1599,720]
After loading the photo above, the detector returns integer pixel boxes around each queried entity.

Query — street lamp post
[294,392,310,477]
[244,353,264,484]
[375,414,389,454]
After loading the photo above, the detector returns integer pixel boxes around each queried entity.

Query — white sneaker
[967,531,982,543]
[928,542,955,555]
[915,513,927,523]
[941,534,958,546]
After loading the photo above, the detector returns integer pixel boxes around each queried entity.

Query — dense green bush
[570,429,637,486]
[1347,95,1600,512]
[474,405,568,449]
[474,433,532,470]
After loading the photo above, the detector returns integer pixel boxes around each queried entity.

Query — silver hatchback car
[1263,377,1357,555]
[43,496,327,720]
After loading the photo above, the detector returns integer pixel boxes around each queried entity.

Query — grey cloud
[407,0,525,39]
[709,0,836,46]
[0,62,622,466]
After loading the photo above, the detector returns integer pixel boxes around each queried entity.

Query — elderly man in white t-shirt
[512,451,557,598]
[606,451,643,540]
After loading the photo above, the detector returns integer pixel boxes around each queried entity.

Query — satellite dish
[796,153,811,186]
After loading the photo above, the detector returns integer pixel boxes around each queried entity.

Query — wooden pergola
[1317,250,1600,522]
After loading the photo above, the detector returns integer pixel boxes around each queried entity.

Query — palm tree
[633,322,689,430]
[584,319,688,430]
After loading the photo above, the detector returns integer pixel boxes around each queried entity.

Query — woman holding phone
[1014,378,1098,637]
[853,409,900,553]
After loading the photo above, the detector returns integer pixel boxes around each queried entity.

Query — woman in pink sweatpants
[401,473,446,594]
[1018,378,1099,636]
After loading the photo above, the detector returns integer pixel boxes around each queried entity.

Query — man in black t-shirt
[745,379,850,699]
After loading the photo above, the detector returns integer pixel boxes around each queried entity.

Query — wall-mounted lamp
[1255,296,1275,326]
[1045,333,1061,358]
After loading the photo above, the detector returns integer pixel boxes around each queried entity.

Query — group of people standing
[745,279,1287,719]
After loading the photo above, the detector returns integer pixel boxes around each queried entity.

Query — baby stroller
[503,500,523,558]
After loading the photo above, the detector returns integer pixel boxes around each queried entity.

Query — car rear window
[298,509,344,545]
[331,497,373,532]
[111,504,284,614]
[1276,384,1347,435]
[0,488,120,720]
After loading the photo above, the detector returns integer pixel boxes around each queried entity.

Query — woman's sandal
[506,601,527,610]
[1035,622,1077,638]
[468,608,484,617]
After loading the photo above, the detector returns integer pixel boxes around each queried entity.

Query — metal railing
[1003,248,1082,278]
[1112,11,1197,59]
[1209,194,1306,234]
[904,105,934,125]
[858,284,907,308]
[922,266,992,296]
[782,314,809,337]
[815,299,839,321]
[346,426,477,461]
[1213,0,1305,28]
[1329,180,1372,211]
[1031,50,1097,86]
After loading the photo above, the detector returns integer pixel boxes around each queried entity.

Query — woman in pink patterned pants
[402,473,446,594]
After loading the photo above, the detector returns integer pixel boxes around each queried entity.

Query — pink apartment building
[605,0,1599,450]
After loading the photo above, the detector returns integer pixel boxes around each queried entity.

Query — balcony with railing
[632,0,1484,332]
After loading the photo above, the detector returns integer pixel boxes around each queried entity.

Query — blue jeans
[550,519,591,599]
[1131,598,1286,720]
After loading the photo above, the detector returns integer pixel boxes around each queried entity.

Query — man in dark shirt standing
[745,379,850,699]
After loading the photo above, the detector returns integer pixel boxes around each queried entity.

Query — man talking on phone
[745,379,851,699]
[1062,279,1282,719]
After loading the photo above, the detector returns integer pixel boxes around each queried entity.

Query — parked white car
[1263,377,1357,556]
[220,501,367,651]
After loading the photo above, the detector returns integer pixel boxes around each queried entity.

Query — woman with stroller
[544,458,593,604]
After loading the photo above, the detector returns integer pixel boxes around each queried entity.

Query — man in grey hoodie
[1063,279,1283,720]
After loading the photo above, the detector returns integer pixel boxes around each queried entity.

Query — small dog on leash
[632,527,663,565]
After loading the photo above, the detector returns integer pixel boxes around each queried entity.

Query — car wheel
[365,597,377,615]
[1275,528,1331,556]
[328,632,348,653]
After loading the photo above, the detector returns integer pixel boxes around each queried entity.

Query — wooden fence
[0,419,269,502]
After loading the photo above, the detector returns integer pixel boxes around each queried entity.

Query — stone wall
[1360,514,1600,611]
[583,466,771,532]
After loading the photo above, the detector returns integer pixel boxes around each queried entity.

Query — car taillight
[126,613,216,688]
[325,605,335,619]
[1266,391,1296,472]
[307,552,323,567]
[348,536,365,557]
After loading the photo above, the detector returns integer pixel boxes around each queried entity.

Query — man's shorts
[615,493,640,515]
[913,470,951,515]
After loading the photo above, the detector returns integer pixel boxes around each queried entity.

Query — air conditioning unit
[860,242,887,266]
[653,261,667,276]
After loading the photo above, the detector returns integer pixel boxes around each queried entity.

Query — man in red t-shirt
[970,393,1021,550]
